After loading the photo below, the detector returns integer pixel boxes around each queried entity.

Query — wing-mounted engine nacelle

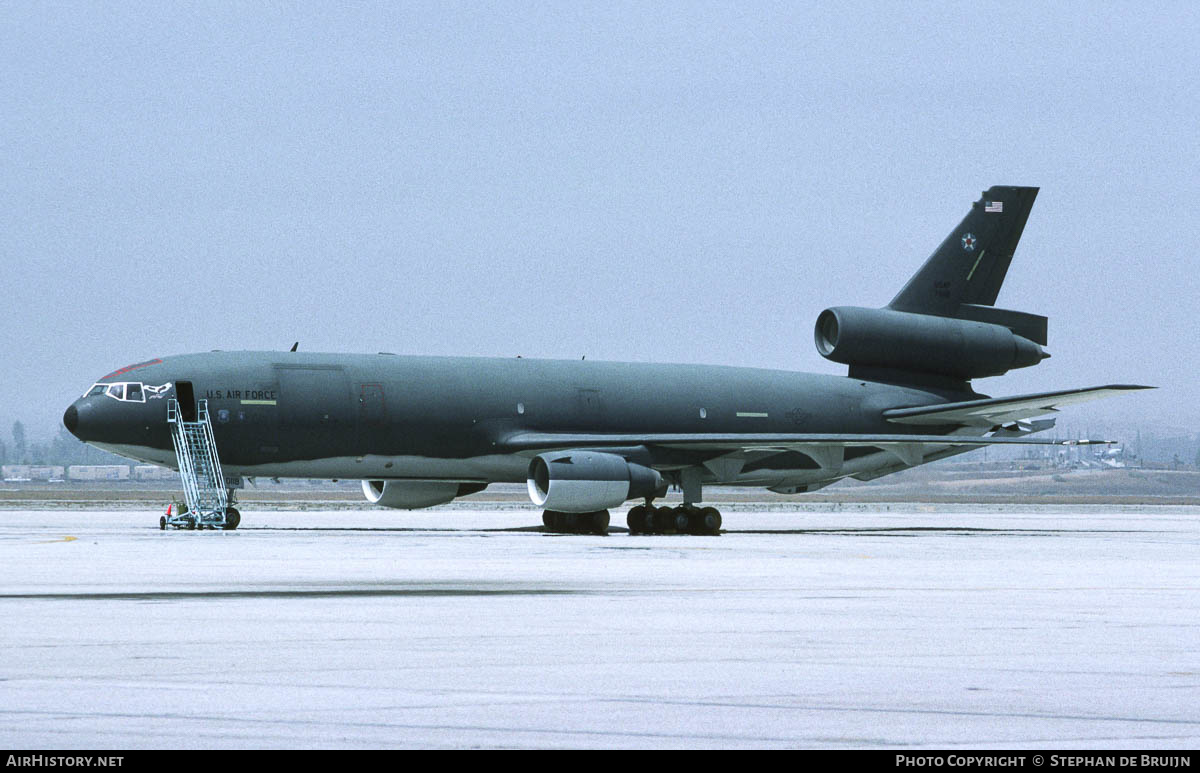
[814,306,1048,380]
[362,479,484,509]
[528,451,664,513]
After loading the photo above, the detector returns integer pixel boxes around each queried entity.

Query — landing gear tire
[634,505,722,535]
[627,505,646,535]
[542,509,609,534]
[542,510,568,533]
[223,507,241,530]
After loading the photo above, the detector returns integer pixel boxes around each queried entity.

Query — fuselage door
[275,365,352,457]
[176,381,197,422]
[358,383,387,452]
[576,388,604,428]
[360,383,386,423]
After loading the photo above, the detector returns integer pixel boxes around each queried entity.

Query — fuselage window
[106,383,125,400]
[126,384,144,402]
[86,383,106,397]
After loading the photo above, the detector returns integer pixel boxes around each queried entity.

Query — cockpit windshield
[83,381,149,403]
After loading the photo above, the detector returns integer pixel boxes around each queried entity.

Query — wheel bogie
[626,505,646,535]
[542,509,610,535]
[630,505,721,536]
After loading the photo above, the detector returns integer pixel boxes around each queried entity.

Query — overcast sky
[2,1,1197,441]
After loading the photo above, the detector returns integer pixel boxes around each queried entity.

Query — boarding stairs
[164,398,234,530]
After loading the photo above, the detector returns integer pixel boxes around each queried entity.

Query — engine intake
[815,306,1047,380]
[528,451,664,513]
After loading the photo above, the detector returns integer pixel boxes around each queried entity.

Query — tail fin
[889,186,1039,315]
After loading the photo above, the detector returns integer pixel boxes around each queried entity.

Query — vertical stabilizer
[889,186,1039,315]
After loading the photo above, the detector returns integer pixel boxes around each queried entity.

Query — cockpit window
[85,381,153,403]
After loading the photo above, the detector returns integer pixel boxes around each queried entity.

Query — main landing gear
[540,505,722,536]
[626,504,722,536]
[542,510,611,535]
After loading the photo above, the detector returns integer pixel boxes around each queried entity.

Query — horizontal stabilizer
[953,304,1048,346]
[882,384,1154,427]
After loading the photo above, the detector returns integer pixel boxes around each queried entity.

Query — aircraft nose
[63,403,79,436]
[63,399,111,442]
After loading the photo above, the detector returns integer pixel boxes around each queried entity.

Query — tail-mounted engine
[814,306,1048,381]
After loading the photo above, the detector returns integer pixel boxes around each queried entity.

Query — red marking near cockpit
[102,358,163,380]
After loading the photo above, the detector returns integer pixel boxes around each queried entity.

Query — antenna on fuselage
[290,342,299,352]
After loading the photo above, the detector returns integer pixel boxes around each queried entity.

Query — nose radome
[63,404,79,436]
[64,400,105,442]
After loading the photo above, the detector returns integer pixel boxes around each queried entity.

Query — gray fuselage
[65,351,967,490]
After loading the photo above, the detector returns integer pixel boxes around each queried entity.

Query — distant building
[67,465,130,481]
[2,465,66,481]
[133,465,176,481]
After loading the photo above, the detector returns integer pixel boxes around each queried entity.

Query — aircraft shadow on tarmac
[0,587,586,601]
[232,525,1140,536]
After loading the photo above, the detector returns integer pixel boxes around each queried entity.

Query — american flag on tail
[984,200,1003,213]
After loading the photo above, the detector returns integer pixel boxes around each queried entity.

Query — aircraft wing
[499,428,1114,480]
[881,384,1154,427]
[498,385,1148,469]
[500,431,1112,454]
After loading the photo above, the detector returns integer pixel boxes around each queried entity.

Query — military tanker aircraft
[63,186,1149,534]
